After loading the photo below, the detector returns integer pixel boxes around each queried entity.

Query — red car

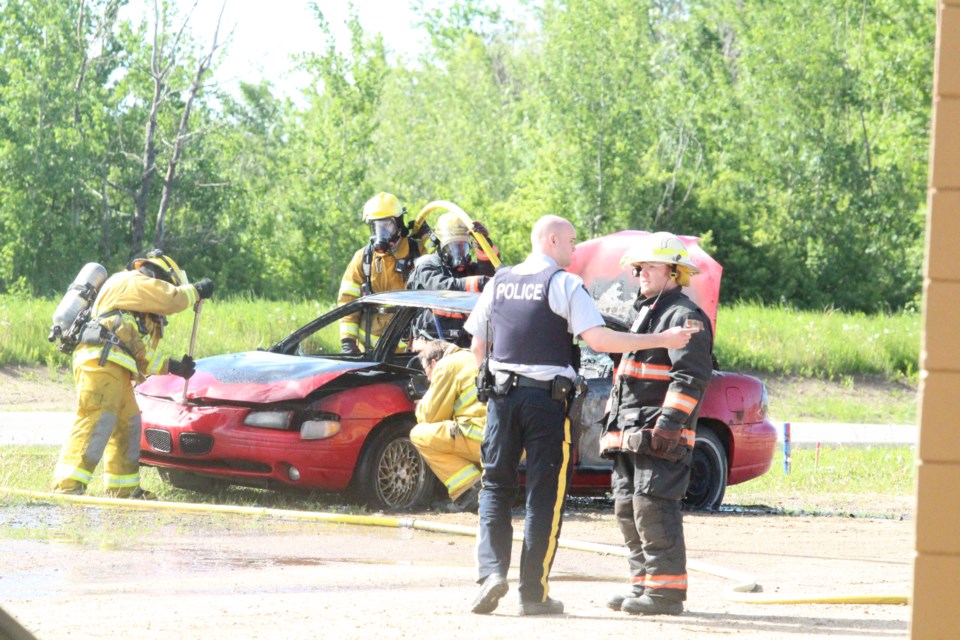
[137,234,776,511]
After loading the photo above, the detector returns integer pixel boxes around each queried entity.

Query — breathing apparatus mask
[370,218,401,253]
[441,239,472,272]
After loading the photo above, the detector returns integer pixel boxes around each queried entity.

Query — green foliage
[0,0,936,313]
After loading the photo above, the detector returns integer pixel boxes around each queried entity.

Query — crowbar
[180,298,204,406]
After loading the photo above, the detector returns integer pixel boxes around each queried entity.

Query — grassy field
[3,295,921,378]
[0,294,921,423]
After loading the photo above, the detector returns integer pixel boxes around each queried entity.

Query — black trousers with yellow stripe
[477,386,570,603]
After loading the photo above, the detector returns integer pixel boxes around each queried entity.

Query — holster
[476,357,494,403]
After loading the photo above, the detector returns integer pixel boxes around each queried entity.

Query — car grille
[144,429,172,453]
[179,433,213,455]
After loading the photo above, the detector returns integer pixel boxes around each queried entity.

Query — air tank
[48,263,108,342]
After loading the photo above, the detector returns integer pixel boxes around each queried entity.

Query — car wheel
[158,469,226,493]
[683,427,727,511]
[356,417,439,511]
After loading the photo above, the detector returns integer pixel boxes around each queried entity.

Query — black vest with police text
[491,265,573,367]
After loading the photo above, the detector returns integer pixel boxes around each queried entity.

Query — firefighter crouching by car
[407,213,499,346]
[409,339,486,513]
[338,192,430,355]
[600,232,713,617]
[51,251,215,498]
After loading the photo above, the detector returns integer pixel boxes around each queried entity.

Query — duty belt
[512,375,553,391]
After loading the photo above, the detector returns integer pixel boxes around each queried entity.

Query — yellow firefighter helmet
[132,250,188,286]
[362,192,404,222]
[619,232,700,286]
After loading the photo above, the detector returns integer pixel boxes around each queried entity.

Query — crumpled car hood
[136,350,378,404]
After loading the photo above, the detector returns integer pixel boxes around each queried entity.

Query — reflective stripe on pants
[476,387,570,603]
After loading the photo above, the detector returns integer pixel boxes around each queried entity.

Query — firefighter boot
[447,484,480,513]
[606,587,643,611]
[471,574,508,614]
[621,594,683,616]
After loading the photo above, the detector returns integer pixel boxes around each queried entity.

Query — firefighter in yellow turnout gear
[410,340,485,512]
[52,251,215,498]
[337,192,429,355]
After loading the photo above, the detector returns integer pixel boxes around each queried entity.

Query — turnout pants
[52,361,143,496]
[476,387,571,603]
[612,453,688,602]
[410,421,482,500]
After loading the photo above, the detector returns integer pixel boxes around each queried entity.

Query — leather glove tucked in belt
[650,427,682,454]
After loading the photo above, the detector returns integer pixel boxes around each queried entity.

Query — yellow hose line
[1,488,907,605]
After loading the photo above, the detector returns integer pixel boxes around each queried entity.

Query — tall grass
[715,302,921,381]
[725,445,916,518]
[1,295,922,381]
[0,294,339,369]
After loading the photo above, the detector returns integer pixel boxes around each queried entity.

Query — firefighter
[52,250,215,498]
[338,192,429,355]
[600,232,714,616]
[406,213,498,346]
[463,216,696,616]
[409,339,485,513]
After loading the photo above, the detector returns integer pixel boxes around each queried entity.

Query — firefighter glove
[341,337,361,356]
[650,427,681,454]
[168,355,196,379]
[471,220,491,241]
[194,278,215,300]
[410,220,431,241]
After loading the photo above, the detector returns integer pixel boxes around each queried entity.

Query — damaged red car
[136,232,776,511]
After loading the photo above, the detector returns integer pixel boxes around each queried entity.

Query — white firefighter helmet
[620,232,700,286]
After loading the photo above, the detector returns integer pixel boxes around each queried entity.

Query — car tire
[158,468,226,493]
[355,416,440,511]
[683,427,727,511]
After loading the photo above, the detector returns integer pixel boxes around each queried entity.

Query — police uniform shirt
[463,253,604,381]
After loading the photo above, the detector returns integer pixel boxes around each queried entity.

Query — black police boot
[621,594,683,616]
[519,597,564,616]
[471,574,508,614]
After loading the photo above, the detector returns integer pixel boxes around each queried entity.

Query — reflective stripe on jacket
[73,270,197,380]
[415,348,486,440]
[337,237,420,341]
[605,287,713,449]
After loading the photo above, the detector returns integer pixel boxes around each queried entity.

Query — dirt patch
[0,365,75,411]
[0,498,912,640]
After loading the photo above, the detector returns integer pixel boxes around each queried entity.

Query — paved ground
[0,495,912,640]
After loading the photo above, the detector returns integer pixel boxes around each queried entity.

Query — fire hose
[0,487,908,605]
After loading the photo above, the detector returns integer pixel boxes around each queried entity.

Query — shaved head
[531,215,577,267]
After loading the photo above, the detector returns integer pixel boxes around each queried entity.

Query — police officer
[464,215,696,616]
[52,250,214,498]
[407,213,498,346]
[600,232,714,616]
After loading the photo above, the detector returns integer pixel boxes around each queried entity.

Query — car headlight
[301,413,341,440]
[759,384,769,419]
[244,410,292,429]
